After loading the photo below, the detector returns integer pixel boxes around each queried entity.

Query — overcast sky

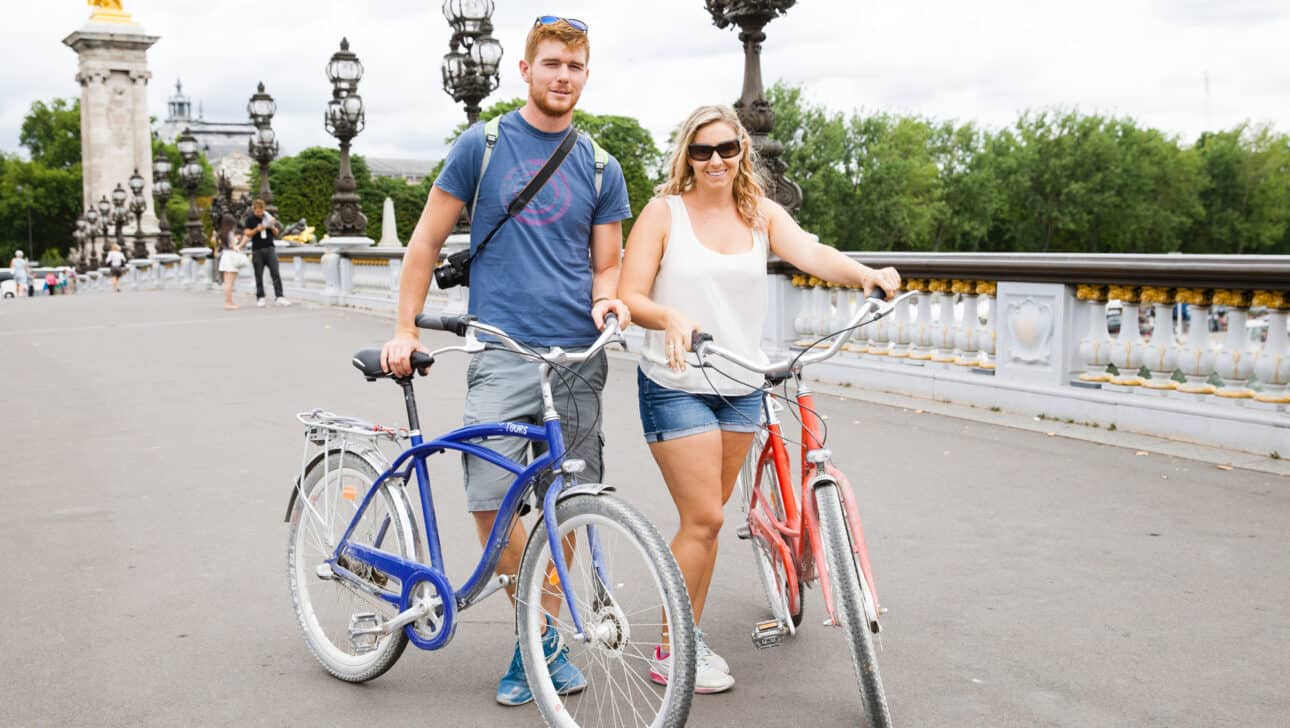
[3,0,1288,162]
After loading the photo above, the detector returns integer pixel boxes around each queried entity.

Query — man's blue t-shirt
[435,111,632,347]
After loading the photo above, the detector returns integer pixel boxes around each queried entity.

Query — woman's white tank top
[638,195,770,396]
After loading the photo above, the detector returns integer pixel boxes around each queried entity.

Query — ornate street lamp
[110,182,130,254]
[706,0,802,213]
[96,194,112,262]
[247,81,280,215]
[85,206,101,268]
[152,152,174,254]
[323,38,368,238]
[72,218,86,272]
[441,0,502,124]
[176,127,207,249]
[128,168,149,258]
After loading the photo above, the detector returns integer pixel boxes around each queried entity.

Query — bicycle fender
[555,482,617,502]
[283,446,390,523]
[807,472,839,491]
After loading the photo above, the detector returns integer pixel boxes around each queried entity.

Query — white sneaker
[695,629,730,675]
[275,297,292,307]
[649,644,734,694]
[256,298,266,308]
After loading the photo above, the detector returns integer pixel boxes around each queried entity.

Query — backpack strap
[471,116,502,223]
[587,133,609,198]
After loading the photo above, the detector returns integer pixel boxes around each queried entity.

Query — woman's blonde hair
[655,105,766,229]
[111,243,121,252]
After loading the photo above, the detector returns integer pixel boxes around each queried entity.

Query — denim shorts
[637,368,764,443]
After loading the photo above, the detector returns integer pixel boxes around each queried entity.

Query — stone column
[64,8,160,243]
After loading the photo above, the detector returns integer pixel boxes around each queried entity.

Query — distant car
[0,269,15,299]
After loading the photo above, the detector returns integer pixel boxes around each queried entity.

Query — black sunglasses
[687,139,741,161]
[534,16,589,32]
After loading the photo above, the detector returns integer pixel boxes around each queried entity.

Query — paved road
[2,291,1287,727]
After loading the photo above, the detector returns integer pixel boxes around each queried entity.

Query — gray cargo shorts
[461,347,608,512]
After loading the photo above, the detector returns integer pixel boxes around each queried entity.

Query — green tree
[20,98,81,169]
[1188,124,1290,254]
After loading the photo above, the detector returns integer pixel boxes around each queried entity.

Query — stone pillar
[64,7,160,244]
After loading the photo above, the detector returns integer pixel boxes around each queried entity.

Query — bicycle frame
[326,412,603,651]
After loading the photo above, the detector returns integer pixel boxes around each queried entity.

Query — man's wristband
[592,296,611,305]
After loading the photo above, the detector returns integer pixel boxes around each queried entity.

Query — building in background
[154,80,254,194]
[367,157,439,185]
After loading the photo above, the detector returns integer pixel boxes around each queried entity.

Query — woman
[617,105,901,693]
[104,244,127,293]
[216,215,247,310]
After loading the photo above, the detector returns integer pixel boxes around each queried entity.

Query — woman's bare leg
[223,271,239,309]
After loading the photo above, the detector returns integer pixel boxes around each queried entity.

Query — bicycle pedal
[735,525,751,540]
[348,612,383,654]
[751,619,787,649]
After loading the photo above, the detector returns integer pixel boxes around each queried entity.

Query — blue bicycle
[285,313,695,727]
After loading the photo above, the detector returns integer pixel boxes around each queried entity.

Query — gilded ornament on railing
[976,280,997,297]
[952,279,974,294]
[1107,285,1140,303]
[1251,290,1288,310]
[1139,286,1173,305]
[808,276,823,288]
[1211,289,1252,308]
[791,274,807,288]
[1075,284,1107,301]
[1174,288,1211,305]
[904,278,926,292]
[928,279,950,293]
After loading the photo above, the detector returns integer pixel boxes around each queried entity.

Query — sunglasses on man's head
[687,139,742,161]
[534,16,589,32]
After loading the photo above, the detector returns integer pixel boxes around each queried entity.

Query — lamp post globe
[110,182,129,252]
[323,38,368,238]
[247,82,280,215]
[175,128,207,250]
[441,0,501,125]
[128,169,149,257]
[152,153,174,253]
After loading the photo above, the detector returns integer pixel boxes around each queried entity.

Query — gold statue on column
[89,0,134,24]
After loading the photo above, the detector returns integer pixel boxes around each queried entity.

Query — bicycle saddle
[351,348,434,381]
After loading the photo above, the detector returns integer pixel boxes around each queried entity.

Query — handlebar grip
[867,287,889,302]
[409,351,435,373]
[691,331,713,353]
[414,313,476,336]
[604,312,618,329]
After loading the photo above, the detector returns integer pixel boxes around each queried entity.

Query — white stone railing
[770,253,1288,455]
[101,244,1289,455]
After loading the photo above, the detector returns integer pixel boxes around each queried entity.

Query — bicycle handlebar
[692,290,915,378]
[414,312,623,365]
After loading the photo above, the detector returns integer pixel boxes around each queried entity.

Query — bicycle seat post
[398,378,422,442]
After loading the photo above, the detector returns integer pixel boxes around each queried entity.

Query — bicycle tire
[741,435,804,629]
[517,493,695,728]
[287,451,416,683]
[814,483,891,728]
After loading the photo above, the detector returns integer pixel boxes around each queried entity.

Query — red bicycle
[692,290,911,728]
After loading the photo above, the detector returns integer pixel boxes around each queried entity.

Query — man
[242,198,290,307]
[381,16,631,707]
[9,250,29,297]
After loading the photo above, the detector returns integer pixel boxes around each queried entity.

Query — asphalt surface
[2,290,1287,727]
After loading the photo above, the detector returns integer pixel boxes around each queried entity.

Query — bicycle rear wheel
[287,451,417,682]
[517,493,695,728]
[740,432,804,629]
[814,483,891,728]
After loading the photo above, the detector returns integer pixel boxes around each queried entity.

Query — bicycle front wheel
[287,451,417,683]
[815,483,891,728]
[517,493,695,728]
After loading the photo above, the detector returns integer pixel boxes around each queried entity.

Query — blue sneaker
[495,617,588,706]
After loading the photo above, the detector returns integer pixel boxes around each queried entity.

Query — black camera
[434,248,471,289]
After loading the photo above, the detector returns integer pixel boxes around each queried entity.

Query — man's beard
[530,86,579,116]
